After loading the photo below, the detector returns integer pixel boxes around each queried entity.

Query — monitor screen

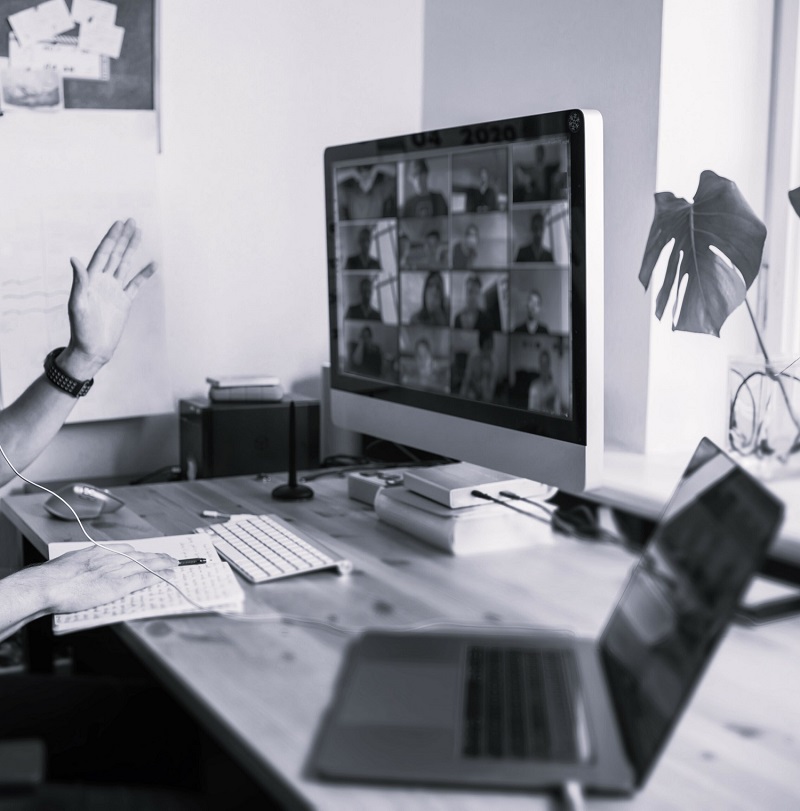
[325,109,603,492]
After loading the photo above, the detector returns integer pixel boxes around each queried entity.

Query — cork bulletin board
[0,0,155,109]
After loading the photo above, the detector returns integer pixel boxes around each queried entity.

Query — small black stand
[272,401,314,501]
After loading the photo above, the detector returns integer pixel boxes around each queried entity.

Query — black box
[179,395,320,479]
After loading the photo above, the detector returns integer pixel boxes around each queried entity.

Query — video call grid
[332,137,574,418]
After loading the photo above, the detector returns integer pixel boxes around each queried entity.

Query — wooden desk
[3,474,800,809]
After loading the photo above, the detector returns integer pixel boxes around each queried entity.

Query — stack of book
[206,375,284,403]
[373,462,556,555]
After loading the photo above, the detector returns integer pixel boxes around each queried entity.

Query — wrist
[58,345,107,380]
[4,567,52,620]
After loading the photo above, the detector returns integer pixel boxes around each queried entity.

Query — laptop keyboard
[463,646,584,761]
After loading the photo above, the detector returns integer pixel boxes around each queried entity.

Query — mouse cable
[0,441,560,638]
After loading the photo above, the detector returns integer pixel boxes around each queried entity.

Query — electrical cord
[0,441,555,637]
[473,488,632,549]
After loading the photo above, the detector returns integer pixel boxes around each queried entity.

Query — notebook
[311,438,785,794]
[49,535,245,635]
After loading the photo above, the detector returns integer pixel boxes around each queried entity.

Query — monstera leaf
[790,185,800,219]
[639,170,767,336]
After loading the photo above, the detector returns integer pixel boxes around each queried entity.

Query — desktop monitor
[325,108,603,493]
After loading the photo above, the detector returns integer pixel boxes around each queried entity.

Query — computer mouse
[44,483,125,521]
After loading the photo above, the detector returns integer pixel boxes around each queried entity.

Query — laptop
[311,438,784,794]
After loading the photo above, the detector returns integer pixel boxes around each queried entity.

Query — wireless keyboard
[199,514,352,584]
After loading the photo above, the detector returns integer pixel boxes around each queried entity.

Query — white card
[78,18,124,58]
[8,0,74,48]
[10,33,108,81]
[8,8,45,49]
[37,0,74,36]
[71,0,117,26]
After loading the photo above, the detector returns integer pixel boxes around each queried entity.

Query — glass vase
[728,355,800,478]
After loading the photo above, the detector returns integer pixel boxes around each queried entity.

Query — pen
[201,510,230,519]
[178,558,207,566]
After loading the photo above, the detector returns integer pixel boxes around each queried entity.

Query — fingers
[78,546,177,577]
[69,257,88,288]
[85,218,144,277]
[103,218,138,276]
[86,220,125,274]
[112,550,179,577]
[124,262,157,296]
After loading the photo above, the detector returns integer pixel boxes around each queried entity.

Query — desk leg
[0,511,24,572]
[22,537,54,674]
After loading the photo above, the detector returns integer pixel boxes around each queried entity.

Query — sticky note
[8,0,74,48]
[8,8,45,49]
[78,18,124,59]
[71,0,117,26]
[37,0,74,35]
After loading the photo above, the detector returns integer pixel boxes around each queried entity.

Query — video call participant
[409,271,449,326]
[345,276,381,321]
[348,325,383,377]
[421,229,447,269]
[459,330,499,402]
[337,163,397,220]
[402,159,448,218]
[404,337,449,392]
[513,144,551,202]
[528,348,563,415]
[454,273,493,331]
[452,223,480,270]
[513,289,550,334]
[465,167,498,212]
[515,212,554,263]
[345,227,381,269]
[0,220,201,803]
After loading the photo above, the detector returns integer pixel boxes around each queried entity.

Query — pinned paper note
[9,34,109,82]
[8,0,74,49]
[71,0,117,26]
[78,17,124,59]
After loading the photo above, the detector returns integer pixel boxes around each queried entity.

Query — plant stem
[745,298,800,456]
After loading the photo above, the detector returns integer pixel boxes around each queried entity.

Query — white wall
[646,0,774,452]
[420,0,775,456]
[10,0,425,491]
[157,0,425,400]
[420,0,665,451]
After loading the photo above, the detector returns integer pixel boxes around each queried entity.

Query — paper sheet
[9,33,109,81]
[49,535,245,635]
[8,0,73,49]
[71,0,117,26]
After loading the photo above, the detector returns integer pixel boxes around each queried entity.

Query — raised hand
[65,218,157,379]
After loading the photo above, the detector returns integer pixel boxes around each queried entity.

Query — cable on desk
[473,488,632,550]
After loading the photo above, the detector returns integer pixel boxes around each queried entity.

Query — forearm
[0,348,104,486]
[0,568,49,643]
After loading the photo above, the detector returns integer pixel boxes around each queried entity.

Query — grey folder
[312,438,784,795]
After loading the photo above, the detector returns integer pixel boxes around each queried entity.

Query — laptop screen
[598,438,784,786]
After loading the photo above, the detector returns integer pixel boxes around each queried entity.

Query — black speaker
[179,395,320,479]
